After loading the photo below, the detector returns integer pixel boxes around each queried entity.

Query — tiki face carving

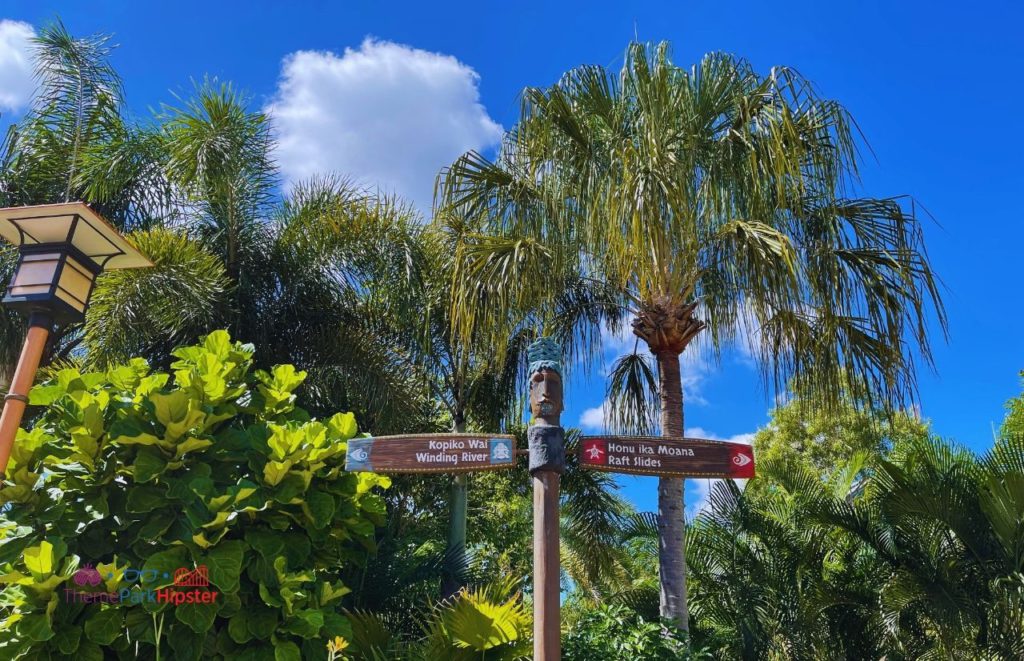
[529,367,563,426]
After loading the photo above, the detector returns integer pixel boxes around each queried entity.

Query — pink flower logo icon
[73,564,102,587]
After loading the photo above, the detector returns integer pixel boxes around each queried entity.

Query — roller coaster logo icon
[173,565,209,587]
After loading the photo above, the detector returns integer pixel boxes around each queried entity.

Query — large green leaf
[247,607,279,640]
[245,529,285,560]
[77,642,104,661]
[53,625,82,654]
[18,613,55,642]
[303,491,335,529]
[229,611,253,644]
[84,609,123,645]
[23,541,54,578]
[126,485,167,513]
[273,639,301,661]
[142,546,190,589]
[133,445,169,482]
[109,414,162,444]
[206,540,247,592]
[168,621,205,661]
[176,601,218,634]
[283,608,323,638]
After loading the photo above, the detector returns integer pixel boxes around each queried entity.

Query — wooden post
[533,469,560,660]
[0,313,52,476]
[526,337,565,660]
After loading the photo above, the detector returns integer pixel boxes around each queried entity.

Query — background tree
[1001,371,1024,439]
[418,213,624,597]
[0,22,432,432]
[0,21,171,381]
[438,41,946,629]
[752,381,930,476]
[683,390,1024,658]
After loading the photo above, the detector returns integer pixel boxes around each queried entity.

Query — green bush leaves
[0,330,388,659]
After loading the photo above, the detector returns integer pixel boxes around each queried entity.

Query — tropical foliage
[436,39,946,628]
[562,604,691,660]
[0,331,389,660]
[686,395,1024,659]
[2,19,1020,661]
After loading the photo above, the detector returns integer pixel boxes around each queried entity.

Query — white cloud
[684,427,755,445]
[579,403,607,431]
[266,38,503,212]
[684,427,754,519]
[0,20,35,112]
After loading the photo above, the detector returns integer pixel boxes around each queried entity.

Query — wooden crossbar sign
[345,433,517,474]
[579,435,755,479]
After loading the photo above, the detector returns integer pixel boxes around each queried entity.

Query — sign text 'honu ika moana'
[579,436,755,479]
[345,433,517,474]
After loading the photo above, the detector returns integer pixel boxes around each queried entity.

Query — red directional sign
[579,436,755,479]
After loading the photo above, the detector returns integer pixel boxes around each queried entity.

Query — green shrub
[343,577,531,660]
[563,604,691,660]
[0,330,389,660]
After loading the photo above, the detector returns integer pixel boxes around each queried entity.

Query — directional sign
[345,433,517,474]
[579,436,755,479]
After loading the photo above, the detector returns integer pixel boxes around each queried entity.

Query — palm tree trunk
[655,348,689,631]
[632,298,703,632]
[441,418,468,599]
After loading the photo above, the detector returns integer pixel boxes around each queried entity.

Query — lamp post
[0,202,152,476]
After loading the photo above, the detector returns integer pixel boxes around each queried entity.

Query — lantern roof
[0,202,152,270]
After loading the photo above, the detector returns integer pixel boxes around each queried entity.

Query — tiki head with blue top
[528,337,563,426]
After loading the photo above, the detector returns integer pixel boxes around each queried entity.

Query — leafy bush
[0,330,389,660]
[343,577,530,660]
[419,577,530,660]
[563,604,691,660]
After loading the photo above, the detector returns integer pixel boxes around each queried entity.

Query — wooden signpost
[344,433,516,474]
[579,435,756,479]
[343,337,755,661]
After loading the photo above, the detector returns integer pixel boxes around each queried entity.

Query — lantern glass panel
[55,255,95,313]
[8,252,60,296]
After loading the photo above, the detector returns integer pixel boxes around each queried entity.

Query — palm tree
[82,80,433,428]
[437,41,945,629]
[816,431,1024,657]
[0,21,171,381]
[1,21,433,430]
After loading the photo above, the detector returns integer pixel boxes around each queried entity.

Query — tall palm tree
[437,42,945,629]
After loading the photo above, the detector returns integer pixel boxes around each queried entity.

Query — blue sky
[2,1,1022,514]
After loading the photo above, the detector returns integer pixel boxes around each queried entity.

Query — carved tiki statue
[527,337,566,474]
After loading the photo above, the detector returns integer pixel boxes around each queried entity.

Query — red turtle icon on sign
[581,439,607,465]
